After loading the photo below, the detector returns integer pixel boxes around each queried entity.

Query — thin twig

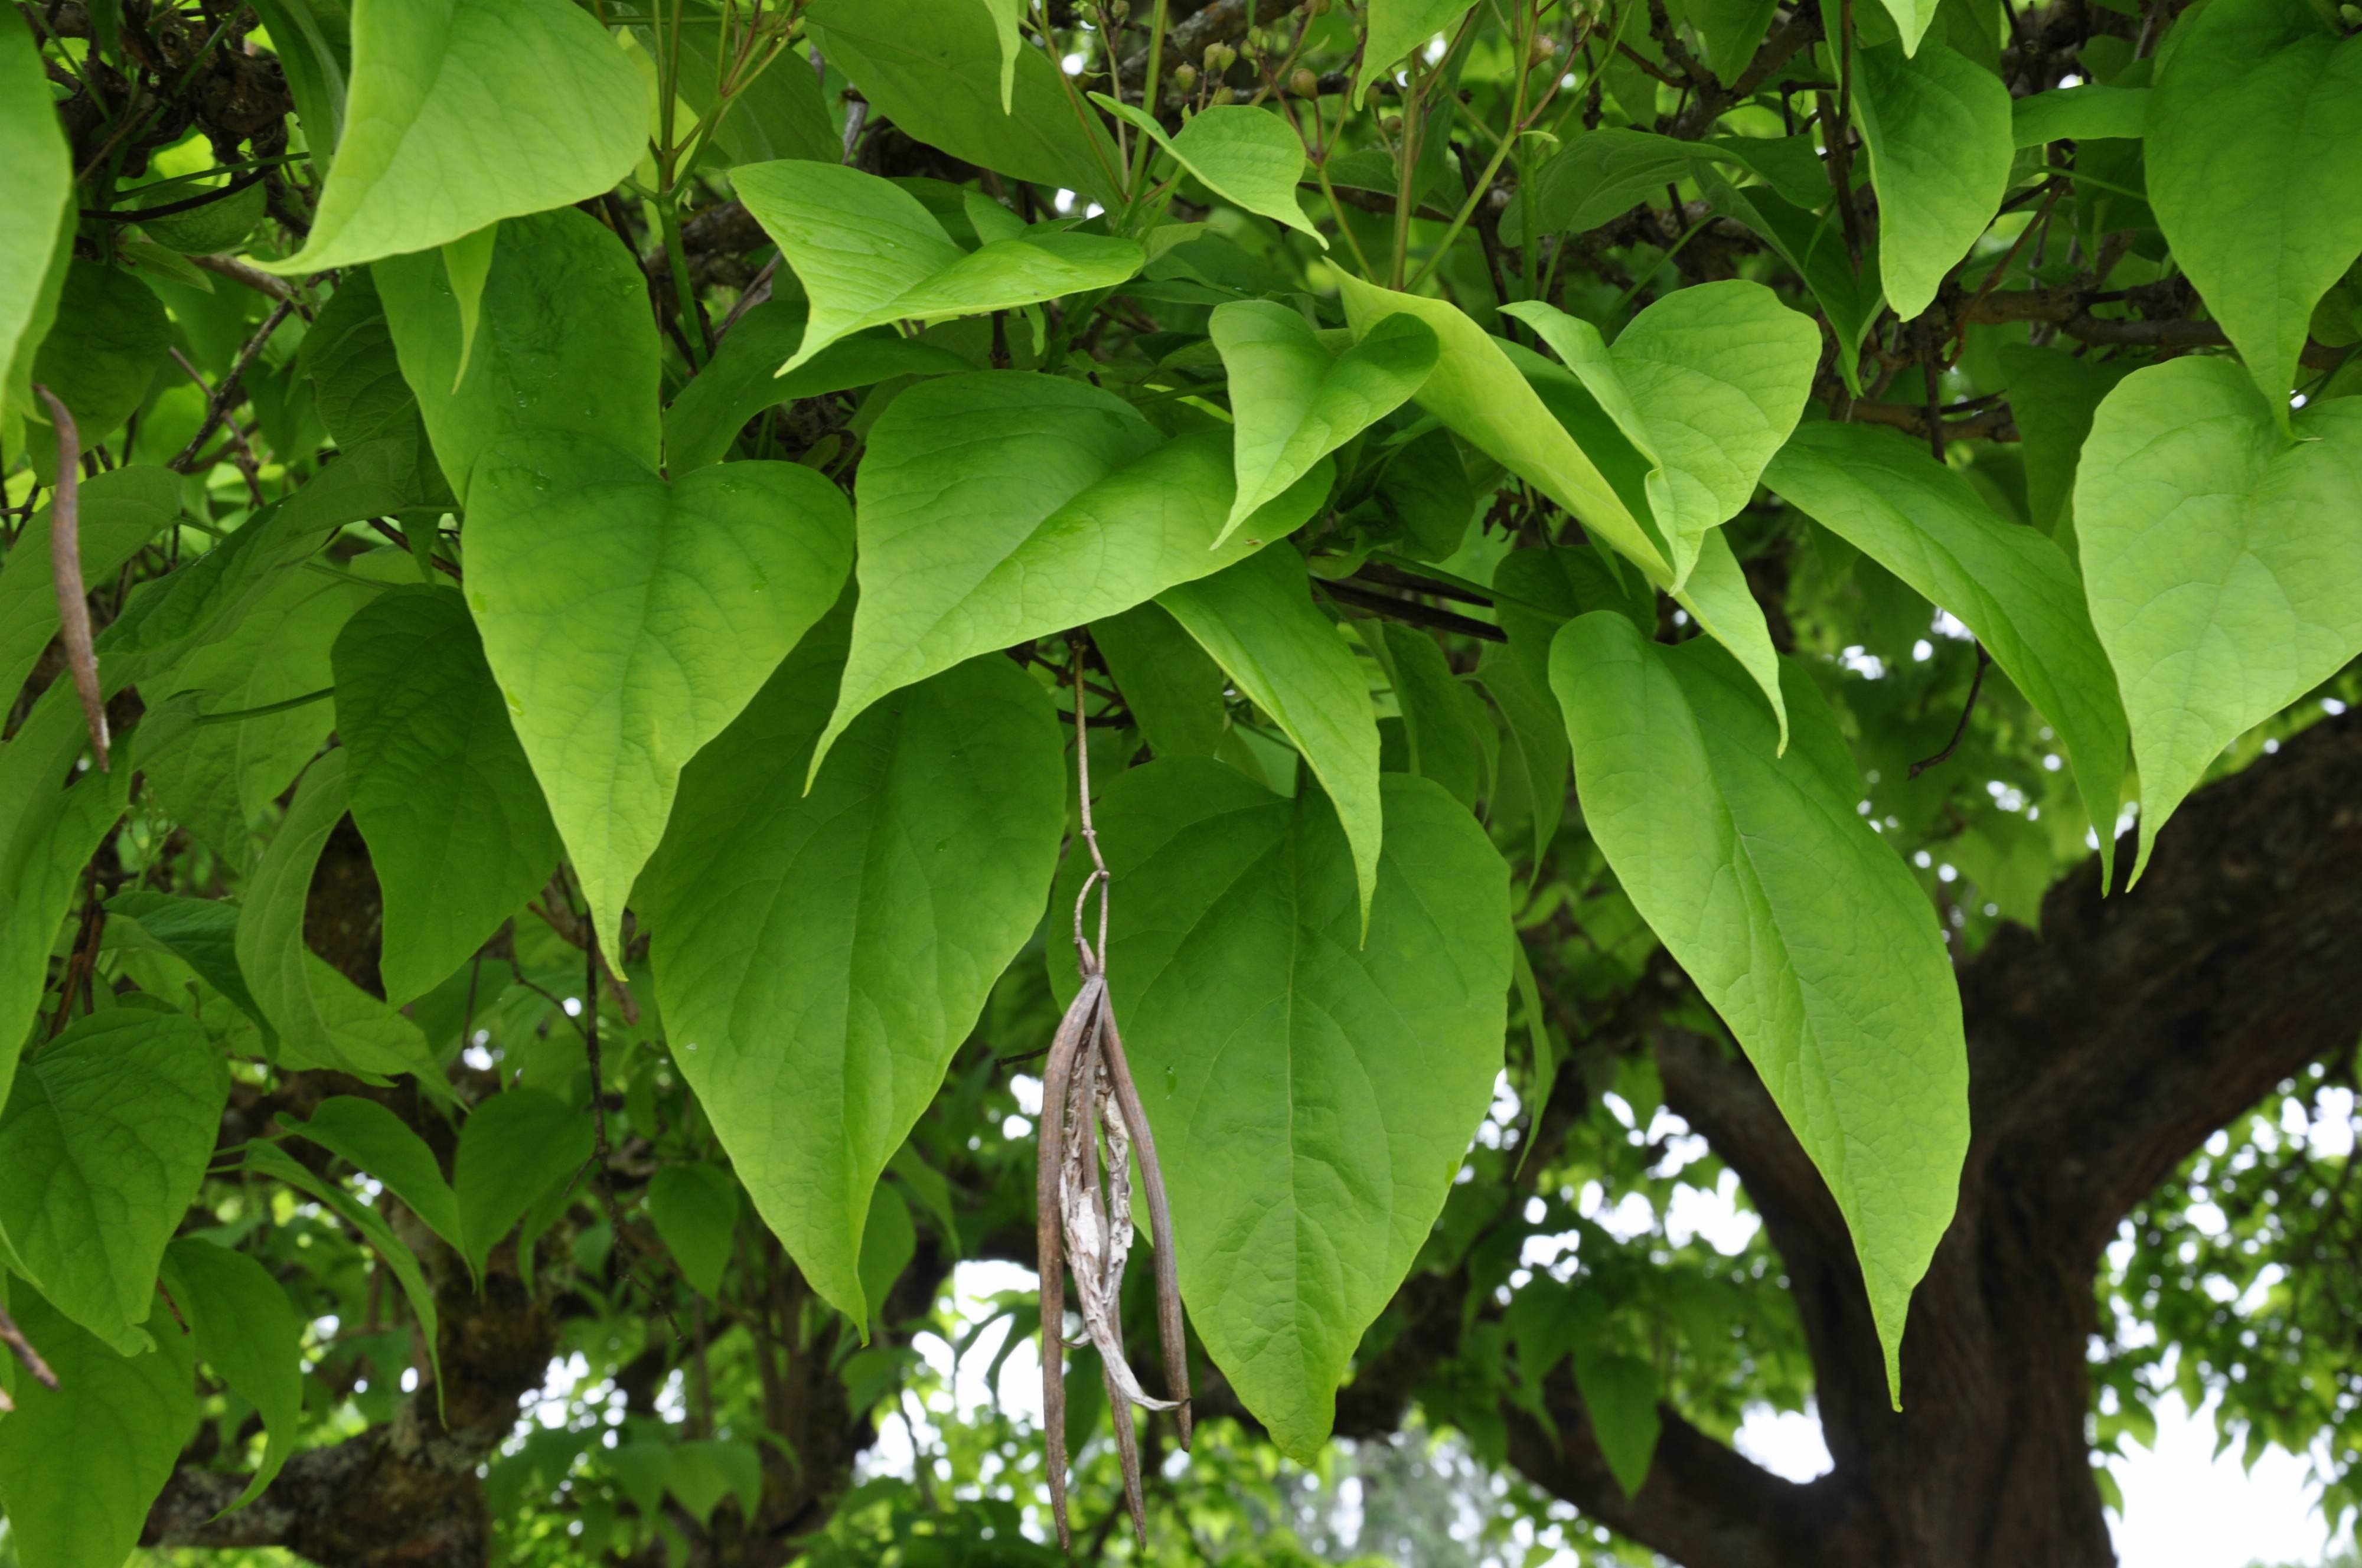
[31,386,108,769]
[168,348,265,501]
[170,298,296,473]
[1910,643,1993,779]
[0,1305,60,1393]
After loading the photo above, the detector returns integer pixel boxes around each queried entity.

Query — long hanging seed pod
[1038,640,1192,1549]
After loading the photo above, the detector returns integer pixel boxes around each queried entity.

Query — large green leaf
[814,372,1327,775]
[640,617,1063,1323]
[262,0,650,272]
[334,586,560,1003]
[0,1007,229,1355]
[465,434,852,952]
[661,301,970,475]
[2147,0,2362,412]
[234,751,443,1080]
[28,262,172,475]
[1211,301,1436,545]
[1504,282,1818,589]
[1048,762,1511,1459]
[283,1095,464,1249]
[2012,83,2149,146]
[0,1290,193,1568]
[377,208,660,500]
[2073,357,2362,876]
[1334,275,1666,582]
[105,891,267,1033]
[454,1088,592,1279]
[1765,420,2129,882]
[730,160,1142,374]
[0,465,178,713]
[1550,613,1967,1400]
[1355,0,1477,99]
[807,0,1121,204]
[1998,343,2132,546]
[162,1237,303,1511]
[1853,40,2012,322]
[1157,547,1385,927]
[1,10,73,435]
[1096,101,1326,245]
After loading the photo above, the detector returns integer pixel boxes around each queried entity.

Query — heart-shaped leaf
[1095,100,1326,246]
[1854,40,2014,322]
[465,434,853,950]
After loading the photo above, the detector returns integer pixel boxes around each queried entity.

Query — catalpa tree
[1,0,2358,1564]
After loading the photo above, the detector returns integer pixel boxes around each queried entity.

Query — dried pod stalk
[1038,642,1192,1549]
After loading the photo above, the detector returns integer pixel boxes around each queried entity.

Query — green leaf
[104,891,267,1033]
[2011,83,2149,146]
[1869,0,1942,55]
[1765,420,2130,885]
[1048,762,1511,1459]
[1504,282,1818,589]
[465,434,852,953]
[1355,0,1476,99]
[1698,168,1885,397]
[807,0,1121,204]
[244,0,347,153]
[240,1140,443,1393]
[657,9,837,165]
[854,1182,916,1330]
[234,750,443,1080]
[439,223,497,390]
[1212,302,1437,544]
[1335,275,1667,582]
[28,261,172,476]
[0,465,178,713]
[647,1163,740,1301]
[1518,128,1703,238]
[640,616,1063,1323]
[1158,547,1386,929]
[1377,622,1491,811]
[334,586,561,1003]
[1572,1348,1661,1500]
[1693,0,1780,84]
[1852,40,2013,322]
[814,372,1327,776]
[2073,357,2362,876]
[377,208,661,500]
[1667,529,1789,752]
[260,0,651,272]
[661,301,971,475]
[161,1237,303,1511]
[0,1289,193,1568]
[2147,0,2362,411]
[1998,342,2132,544]
[455,1088,593,1279]
[1095,100,1326,246]
[300,271,449,502]
[1094,600,1229,761]
[0,1008,229,1355]
[0,9,73,435]
[729,160,1141,375]
[281,1095,464,1250]
[1549,613,1967,1402]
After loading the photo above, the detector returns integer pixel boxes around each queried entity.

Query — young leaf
[1355,0,1477,100]
[1334,275,1668,582]
[234,751,445,1082]
[805,0,1122,204]
[301,271,449,501]
[0,1290,193,1568]
[661,301,970,476]
[1550,613,1968,1402]
[1094,101,1327,246]
[648,1164,742,1301]
[1211,301,1437,545]
[1504,283,1818,589]
[2147,0,2362,413]
[334,586,562,1004]
[1765,420,2129,883]
[455,1089,593,1280]
[2073,357,2362,876]
[281,1095,464,1250]
[377,208,661,501]
[161,1237,303,1511]
[1047,762,1512,1461]
[0,9,71,428]
[0,465,178,713]
[1158,547,1386,930]
[0,1007,229,1355]
[464,435,852,954]
[260,0,651,272]
[1852,40,2013,322]
[640,616,1064,1325]
[814,373,1328,777]
[1870,0,1942,55]
[730,160,1142,375]
[1573,1348,1662,1500]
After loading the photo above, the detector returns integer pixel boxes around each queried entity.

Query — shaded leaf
[162,1237,304,1511]
[455,1089,593,1280]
